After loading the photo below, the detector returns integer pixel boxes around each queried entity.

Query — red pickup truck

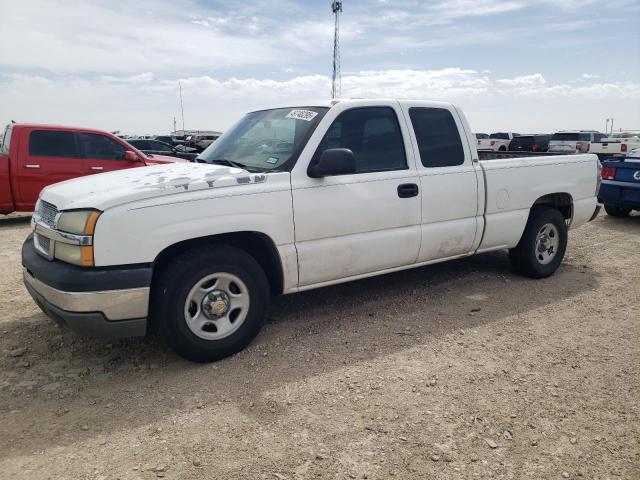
[0,123,186,214]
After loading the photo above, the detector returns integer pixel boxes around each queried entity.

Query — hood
[40,162,268,211]
[144,154,188,165]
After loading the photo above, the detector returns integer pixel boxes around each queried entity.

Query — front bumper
[22,236,152,339]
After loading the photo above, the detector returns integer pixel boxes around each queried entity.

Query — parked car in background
[599,157,640,217]
[475,133,489,148]
[626,147,640,160]
[0,123,186,214]
[21,99,600,362]
[127,139,198,161]
[478,132,520,151]
[153,135,195,149]
[195,134,220,151]
[548,131,605,154]
[509,134,552,152]
[590,131,640,159]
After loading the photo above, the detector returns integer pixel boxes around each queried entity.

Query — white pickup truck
[22,99,601,362]
[477,132,520,151]
[590,131,640,159]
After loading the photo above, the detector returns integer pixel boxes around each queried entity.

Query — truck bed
[477,153,599,252]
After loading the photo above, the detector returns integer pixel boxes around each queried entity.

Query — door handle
[25,164,40,169]
[397,183,419,198]
[90,166,104,171]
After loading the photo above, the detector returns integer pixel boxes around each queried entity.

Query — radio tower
[331,1,343,98]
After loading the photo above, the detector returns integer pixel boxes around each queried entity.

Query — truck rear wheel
[604,204,631,217]
[152,246,270,362]
[509,207,568,278]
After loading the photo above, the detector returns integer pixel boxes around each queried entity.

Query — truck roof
[9,123,115,135]
[250,98,458,113]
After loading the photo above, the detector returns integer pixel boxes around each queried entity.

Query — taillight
[532,144,538,152]
[601,167,616,180]
[621,143,627,153]
[575,143,582,151]
[490,140,496,146]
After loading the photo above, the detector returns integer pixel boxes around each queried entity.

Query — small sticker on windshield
[286,109,318,122]
[266,156,279,164]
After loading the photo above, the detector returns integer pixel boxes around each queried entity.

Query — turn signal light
[601,167,616,180]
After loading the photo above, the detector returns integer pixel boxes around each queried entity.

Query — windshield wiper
[207,158,249,169]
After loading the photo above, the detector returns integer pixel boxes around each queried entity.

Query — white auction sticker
[285,109,319,122]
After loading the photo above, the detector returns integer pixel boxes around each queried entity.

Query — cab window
[409,108,465,167]
[315,107,407,173]
[78,133,126,160]
[29,130,79,158]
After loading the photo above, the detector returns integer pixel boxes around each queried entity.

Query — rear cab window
[408,107,465,168]
[490,133,510,140]
[28,130,79,158]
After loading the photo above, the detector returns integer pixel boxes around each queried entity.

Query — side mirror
[124,150,141,162]
[308,148,356,178]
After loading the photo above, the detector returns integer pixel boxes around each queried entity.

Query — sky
[0,0,639,135]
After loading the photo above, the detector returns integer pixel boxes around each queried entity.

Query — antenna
[179,81,185,132]
[331,1,343,99]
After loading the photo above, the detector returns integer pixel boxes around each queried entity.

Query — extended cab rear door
[291,101,422,287]
[15,128,84,210]
[399,102,481,261]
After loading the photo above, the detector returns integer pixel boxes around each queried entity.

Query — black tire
[499,145,507,151]
[509,206,568,279]
[151,245,270,362]
[604,204,631,217]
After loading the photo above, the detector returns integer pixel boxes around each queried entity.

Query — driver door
[291,103,422,287]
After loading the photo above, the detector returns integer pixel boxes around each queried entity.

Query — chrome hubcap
[184,272,250,340]
[535,223,559,265]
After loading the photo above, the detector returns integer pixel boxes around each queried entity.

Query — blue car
[598,158,640,217]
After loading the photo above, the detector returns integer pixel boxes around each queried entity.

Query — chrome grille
[36,200,58,228]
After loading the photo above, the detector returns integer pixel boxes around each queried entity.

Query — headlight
[56,210,100,235]
[53,210,101,267]
[54,243,94,267]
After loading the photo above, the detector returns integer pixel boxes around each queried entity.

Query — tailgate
[591,142,622,154]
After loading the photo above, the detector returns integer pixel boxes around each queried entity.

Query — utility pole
[173,116,177,135]
[179,82,185,132]
[605,118,610,134]
[610,118,614,134]
[331,1,343,99]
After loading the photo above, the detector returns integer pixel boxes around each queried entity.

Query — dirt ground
[0,212,638,480]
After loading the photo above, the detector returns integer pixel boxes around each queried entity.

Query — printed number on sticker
[286,110,318,122]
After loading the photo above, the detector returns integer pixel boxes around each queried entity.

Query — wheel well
[151,232,284,296]
[532,193,573,221]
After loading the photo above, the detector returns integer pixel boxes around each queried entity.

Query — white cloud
[2,69,638,135]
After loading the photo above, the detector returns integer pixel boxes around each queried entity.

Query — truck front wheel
[152,246,270,362]
[508,207,568,278]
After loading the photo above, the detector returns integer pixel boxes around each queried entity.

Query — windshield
[510,136,534,146]
[607,132,640,139]
[198,107,328,171]
[551,132,589,141]
[475,133,489,139]
[490,132,510,140]
[0,124,12,155]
